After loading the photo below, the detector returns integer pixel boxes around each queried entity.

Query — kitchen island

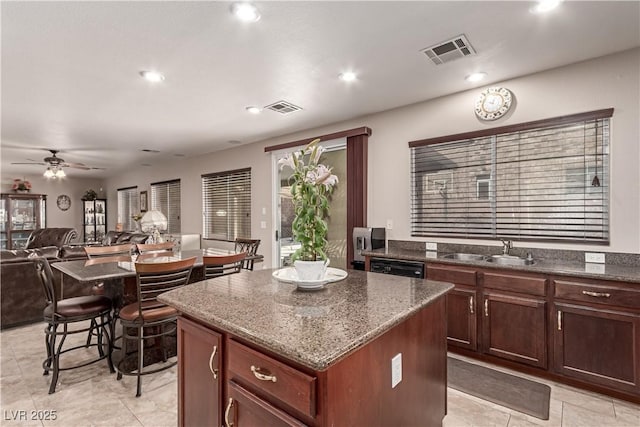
[159,268,454,427]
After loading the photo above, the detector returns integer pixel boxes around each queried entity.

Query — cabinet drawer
[228,340,317,418]
[483,272,547,296]
[427,265,477,286]
[554,280,640,309]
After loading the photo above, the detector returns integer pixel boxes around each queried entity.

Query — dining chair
[203,252,247,279]
[233,238,260,270]
[116,257,196,397]
[34,257,114,394]
[136,242,174,254]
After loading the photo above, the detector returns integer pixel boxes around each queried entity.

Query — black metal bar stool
[116,257,195,397]
[34,257,115,394]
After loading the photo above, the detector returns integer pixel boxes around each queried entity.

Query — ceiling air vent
[264,100,303,115]
[420,34,475,65]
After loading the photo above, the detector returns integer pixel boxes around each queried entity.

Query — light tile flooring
[1,321,639,426]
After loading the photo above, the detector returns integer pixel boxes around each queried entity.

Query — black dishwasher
[370,257,425,278]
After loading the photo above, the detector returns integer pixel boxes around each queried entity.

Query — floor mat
[448,357,551,420]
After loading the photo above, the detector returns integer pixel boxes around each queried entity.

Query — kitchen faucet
[500,239,513,255]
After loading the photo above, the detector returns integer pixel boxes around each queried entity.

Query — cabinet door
[226,381,306,427]
[178,317,222,427]
[554,303,640,393]
[447,287,478,351]
[482,292,547,368]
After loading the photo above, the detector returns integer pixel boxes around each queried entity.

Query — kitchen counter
[365,248,640,283]
[159,268,453,371]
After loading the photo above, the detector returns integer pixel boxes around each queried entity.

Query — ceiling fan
[11,149,104,171]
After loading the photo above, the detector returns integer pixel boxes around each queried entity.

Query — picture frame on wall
[140,191,148,212]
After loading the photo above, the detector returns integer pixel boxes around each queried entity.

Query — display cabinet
[0,193,47,249]
[82,199,107,243]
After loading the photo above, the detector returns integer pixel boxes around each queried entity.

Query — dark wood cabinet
[427,264,478,351]
[177,317,222,427]
[226,381,306,427]
[82,198,106,243]
[552,278,640,394]
[0,193,46,249]
[482,291,547,368]
[481,271,548,368]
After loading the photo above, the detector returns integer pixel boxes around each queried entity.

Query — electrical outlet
[585,252,605,264]
[585,263,605,274]
[425,242,437,251]
[426,251,438,259]
[386,219,393,230]
[260,221,267,229]
[391,353,402,388]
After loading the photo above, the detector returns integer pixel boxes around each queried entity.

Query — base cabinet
[482,291,547,368]
[226,382,306,427]
[178,318,222,427]
[447,287,478,350]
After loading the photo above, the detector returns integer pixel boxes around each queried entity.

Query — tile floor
[1,321,639,426]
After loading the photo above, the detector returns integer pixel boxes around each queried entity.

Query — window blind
[411,115,610,243]
[117,186,138,232]
[202,168,251,240]
[151,179,181,234]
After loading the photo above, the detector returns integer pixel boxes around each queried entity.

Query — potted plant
[82,189,97,201]
[278,139,338,282]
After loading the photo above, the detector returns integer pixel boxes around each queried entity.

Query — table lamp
[140,210,168,243]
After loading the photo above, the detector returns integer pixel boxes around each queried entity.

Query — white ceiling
[2,1,639,179]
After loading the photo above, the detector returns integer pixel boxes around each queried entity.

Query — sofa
[1,229,150,329]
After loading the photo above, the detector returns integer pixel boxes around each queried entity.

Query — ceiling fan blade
[63,164,90,170]
[63,161,87,167]
[11,162,46,165]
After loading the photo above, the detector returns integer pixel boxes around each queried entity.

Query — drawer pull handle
[484,299,489,317]
[224,397,234,427]
[582,290,611,298]
[469,296,474,314]
[208,345,218,380]
[251,365,277,382]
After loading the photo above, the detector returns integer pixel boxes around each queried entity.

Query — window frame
[150,179,181,234]
[117,186,139,232]
[202,168,251,241]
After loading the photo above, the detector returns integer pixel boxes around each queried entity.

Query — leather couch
[1,229,150,329]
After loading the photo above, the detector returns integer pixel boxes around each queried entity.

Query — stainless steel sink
[485,255,535,266]
[440,253,489,261]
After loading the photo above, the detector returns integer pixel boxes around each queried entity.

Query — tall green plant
[278,139,338,261]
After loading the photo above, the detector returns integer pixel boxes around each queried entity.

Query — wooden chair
[233,238,261,270]
[203,252,247,279]
[116,257,196,397]
[34,257,114,394]
[136,242,174,254]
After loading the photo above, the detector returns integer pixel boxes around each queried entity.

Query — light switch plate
[391,353,402,388]
[426,251,438,259]
[260,221,267,229]
[425,242,437,251]
[585,252,605,264]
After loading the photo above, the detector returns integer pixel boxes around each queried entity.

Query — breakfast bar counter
[160,269,453,427]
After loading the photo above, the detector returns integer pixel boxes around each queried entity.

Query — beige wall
[97,47,640,261]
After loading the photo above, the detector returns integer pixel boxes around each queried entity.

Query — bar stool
[116,257,196,397]
[203,252,247,279]
[233,238,260,270]
[34,257,114,394]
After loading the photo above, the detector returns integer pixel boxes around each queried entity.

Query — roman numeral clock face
[475,87,513,121]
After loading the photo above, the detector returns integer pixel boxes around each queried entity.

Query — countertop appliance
[369,257,425,279]
[351,227,385,270]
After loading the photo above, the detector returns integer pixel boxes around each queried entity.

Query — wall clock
[56,194,71,211]
[474,87,513,121]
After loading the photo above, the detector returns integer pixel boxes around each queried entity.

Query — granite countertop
[365,248,640,283]
[159,269,453,371]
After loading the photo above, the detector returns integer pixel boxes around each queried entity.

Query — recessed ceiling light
[339,71,357,82]
[465,72,487,82]
[530,0,562,14]
[230,2,261,22]
[139,70,165,83]
[246,106,262,114]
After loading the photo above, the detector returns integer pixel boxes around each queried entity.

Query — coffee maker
[351,227,386,270]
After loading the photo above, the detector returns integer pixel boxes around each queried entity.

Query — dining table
[52,248,263,305]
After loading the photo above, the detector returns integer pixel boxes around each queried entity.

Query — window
[117,186,138,232]
[410,109,611,243]
[202,168,251,240]
[150,179,181,233]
